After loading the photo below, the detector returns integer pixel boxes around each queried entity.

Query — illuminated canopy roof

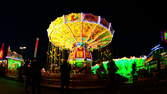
[47,13,114,50]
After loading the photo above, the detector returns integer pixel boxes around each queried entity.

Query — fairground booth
[6,49,24,78]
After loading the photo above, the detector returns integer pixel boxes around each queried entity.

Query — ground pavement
[0,77,167,94]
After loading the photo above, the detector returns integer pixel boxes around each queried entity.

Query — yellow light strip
[81,13,83,42]
[64,23,77,43]
[89,41,109,49]
[87,30,108,44]
[88,35,112,47]
[85,23,98,42]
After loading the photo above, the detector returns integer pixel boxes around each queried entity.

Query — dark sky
[0,0,166,58]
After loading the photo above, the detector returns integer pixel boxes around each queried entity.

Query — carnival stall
[6,50,24,78]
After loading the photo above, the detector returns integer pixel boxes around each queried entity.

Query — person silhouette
[107,59,119,89]
[60,59,71,94]
[31,58,42,94]
[131,62,137,84]
[0,63,6,78]
[22,59,31,93]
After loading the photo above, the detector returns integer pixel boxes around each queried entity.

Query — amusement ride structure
[47,13,115,67]
[45,13,167,87]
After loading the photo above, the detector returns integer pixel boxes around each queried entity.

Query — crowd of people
[2,55,165,94]
[15,58,42,94]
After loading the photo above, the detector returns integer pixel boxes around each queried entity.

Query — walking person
[60,59,71,94]
[107,59,119,89]
[31,58,42,94]
[17,63,24,81]
[23,59,31,93]
[0,63,5,78]
[131,62,137,84]
[78,61,92,80]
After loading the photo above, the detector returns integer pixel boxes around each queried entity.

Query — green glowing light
[91,64,100,74]
[114,58,145,79]
[102,61,109,74]
[8,59,22,70]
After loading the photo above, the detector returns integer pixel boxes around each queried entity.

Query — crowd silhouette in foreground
[20,58,42,94]
[4,52,166,94]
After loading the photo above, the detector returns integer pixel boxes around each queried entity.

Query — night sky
[0,1,166,59]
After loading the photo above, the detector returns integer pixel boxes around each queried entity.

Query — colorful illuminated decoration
[47,13,114,66]
[91,56,147,82]
[7,58,22,70]
[0,43,4,59]
[113,56,146,79]
[6,47,24,71]
[146,44,167,71]
[0,60,7,66]
[46,42,65,72]
[161,31,167,43]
